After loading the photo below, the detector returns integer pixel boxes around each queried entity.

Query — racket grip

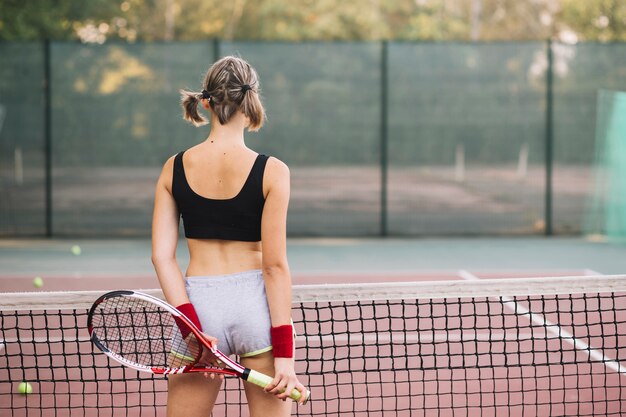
[246,369,310,404]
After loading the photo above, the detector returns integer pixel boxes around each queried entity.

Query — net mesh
[1,276,625,416]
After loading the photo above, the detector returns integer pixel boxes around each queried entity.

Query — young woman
[151,56,306,416]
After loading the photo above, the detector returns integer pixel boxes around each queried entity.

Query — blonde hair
[180,56,265,131]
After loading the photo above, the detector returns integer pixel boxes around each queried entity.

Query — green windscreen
[584,89,626,242]
[553,43,626,234]
[49,41,215,236]
[0,42,46,236]
[387,42,546,235]
[1,41,626,237]
[220,41,382,236]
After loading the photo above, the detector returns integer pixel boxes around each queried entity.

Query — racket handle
[245,369,310,404]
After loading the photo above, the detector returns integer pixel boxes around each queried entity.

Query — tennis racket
[87,290,309,403]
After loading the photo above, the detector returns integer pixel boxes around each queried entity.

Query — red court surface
[2,270,625,416]
[0,269,591,292]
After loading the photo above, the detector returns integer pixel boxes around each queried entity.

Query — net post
[544,38,554,236]
[44,39,53,237]
[380,40,389,237]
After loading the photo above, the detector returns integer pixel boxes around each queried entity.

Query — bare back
[177,143,265,276]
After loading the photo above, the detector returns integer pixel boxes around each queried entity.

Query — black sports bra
[172,151,269,242]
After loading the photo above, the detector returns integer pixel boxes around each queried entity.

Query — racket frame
[88,290,309,403]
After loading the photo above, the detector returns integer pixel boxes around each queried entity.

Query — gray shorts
[184,269,272,357]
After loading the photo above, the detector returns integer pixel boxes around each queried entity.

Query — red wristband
[270,325,294,358]
[174,303,202,339]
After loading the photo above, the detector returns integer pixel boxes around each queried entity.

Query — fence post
[545,39,554,236]
[213,38,220,61]
[380,40,389,237]
[44,39,52,237]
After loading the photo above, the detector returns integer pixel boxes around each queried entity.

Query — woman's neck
[205,113,247,147]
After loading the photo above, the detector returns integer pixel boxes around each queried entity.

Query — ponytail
[239,87,265,132]
[180,90,208,127]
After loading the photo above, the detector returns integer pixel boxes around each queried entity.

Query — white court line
[458,270,626,376]
[585,269,603,276]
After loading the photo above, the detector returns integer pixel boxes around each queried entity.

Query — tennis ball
[17,382,33,395]
[71,245,82,256]
[33,277,44,288]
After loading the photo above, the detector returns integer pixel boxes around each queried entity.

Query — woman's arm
[261,157,306,402]
[151,156,214,348]
[151,156,188,307]
[261,158,292,328]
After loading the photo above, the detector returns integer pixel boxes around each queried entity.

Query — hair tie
[241,84,252,94]
[201,89,211,100]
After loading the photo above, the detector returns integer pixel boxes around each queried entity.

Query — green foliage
[0,0,121,40]
[559,0,626,41]
[1,0,625,42]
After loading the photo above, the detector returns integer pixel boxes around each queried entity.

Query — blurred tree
[0,0,121,40]
[559,0,626,41]
[0,0,624,42]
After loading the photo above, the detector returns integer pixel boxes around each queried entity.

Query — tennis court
[1,238,625,416]
[0,0,626,417]
[1,20,626,417]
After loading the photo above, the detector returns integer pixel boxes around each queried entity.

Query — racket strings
[90,296,201,369]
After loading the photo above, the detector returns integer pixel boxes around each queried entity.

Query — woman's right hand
[266,357,307,405]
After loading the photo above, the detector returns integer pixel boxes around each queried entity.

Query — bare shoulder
[165,153,178,168]
[263,156,290,195]
[157,153,179,191]
[265,156,289,176]
[265,156,289,181]
[161,153,178,176]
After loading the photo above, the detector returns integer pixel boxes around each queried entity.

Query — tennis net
[1,275,625,416]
